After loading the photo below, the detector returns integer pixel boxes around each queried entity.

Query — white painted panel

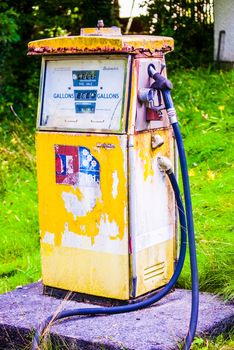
[129,141,174,253]
[136,225,173,251]
[135,160,172,252]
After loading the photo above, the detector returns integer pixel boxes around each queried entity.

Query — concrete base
[0,283,233,350]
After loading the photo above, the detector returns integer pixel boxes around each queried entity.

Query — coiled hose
[32,169,187,350]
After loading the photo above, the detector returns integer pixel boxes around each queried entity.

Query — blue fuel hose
[31,169,187,349]
[162,90,199,350]
[172,121,199,349]
[147,63,199,349]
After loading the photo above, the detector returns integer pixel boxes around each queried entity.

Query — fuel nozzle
[148,64,173,91]
[138,63,177,123]
[147,64,177,124]
[138,63,168,113]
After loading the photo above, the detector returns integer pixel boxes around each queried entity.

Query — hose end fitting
[167,107,178,124]
[157,155,173,174]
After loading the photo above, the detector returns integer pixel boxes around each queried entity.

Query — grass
[191,331,234,349]
[169,67,234,299]
[0,121,40,292]
[0,67,233,349]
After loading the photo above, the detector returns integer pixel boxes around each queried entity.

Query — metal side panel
[129,128,176,297]
[36,131,129,300]
[135,58,170,132]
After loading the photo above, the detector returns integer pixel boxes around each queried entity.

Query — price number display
[74,90,97,101]
[73,70,99,87]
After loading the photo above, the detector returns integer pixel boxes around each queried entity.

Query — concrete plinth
[0,283,233,350]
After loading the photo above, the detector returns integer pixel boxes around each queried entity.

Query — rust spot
[96,143,116,149]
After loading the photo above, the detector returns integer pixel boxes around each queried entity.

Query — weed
[191,328,234,349]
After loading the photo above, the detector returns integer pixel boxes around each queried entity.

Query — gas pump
[28,23,198,349]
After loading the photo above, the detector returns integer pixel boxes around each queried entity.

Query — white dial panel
[39,57,127,132]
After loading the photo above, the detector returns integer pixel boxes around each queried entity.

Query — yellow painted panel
[135,129,173,181]
[28,35,174,55]
[80,27,121,36]
[41,244,129,299]
[36,131,129,299]
[135,239,174,296]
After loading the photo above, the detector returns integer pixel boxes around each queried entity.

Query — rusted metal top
[28,34,174,56]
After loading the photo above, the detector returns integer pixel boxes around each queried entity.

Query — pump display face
[39,57,128,132]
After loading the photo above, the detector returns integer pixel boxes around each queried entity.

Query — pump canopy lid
[28,25,174,56]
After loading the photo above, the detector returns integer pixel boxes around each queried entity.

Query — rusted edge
[27,45,173,56]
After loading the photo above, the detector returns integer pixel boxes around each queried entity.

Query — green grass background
[0,121,40,292]
[171,68,234,300]
[0,68,233,348]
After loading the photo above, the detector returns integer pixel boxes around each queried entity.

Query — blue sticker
[79,147,100,183]
[75,103,96,114]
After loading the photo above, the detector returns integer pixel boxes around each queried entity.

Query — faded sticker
[55,145,100,186]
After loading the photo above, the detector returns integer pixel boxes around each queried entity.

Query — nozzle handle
[148,64,173,91]
[148,63,157,78]
[147,64,176,122]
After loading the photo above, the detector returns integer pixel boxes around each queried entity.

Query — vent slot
[144,262,165,281]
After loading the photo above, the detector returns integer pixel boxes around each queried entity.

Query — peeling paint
[36,132,127,247]
[98,214,119,239]
[61,221,126,254]
[62,222,92,248]
[62,172,101,218]
[112,171,119,199]
[41,231,55,245]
